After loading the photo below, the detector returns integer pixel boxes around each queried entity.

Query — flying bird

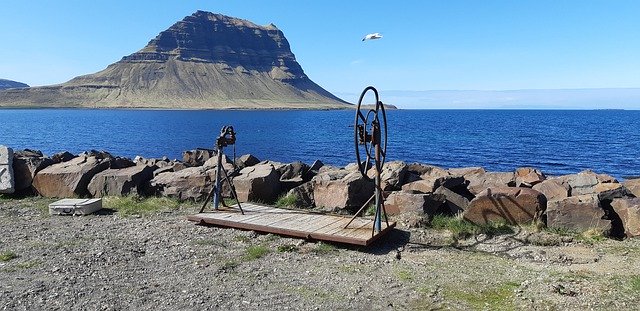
[362,32,383,41]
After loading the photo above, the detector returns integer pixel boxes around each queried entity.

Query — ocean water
[1,109,639,179]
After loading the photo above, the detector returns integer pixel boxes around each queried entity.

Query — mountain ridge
[0,11,350,109]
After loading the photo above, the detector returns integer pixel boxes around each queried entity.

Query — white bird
[362,32,383,41]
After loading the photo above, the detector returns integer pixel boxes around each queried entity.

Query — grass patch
[544,226,607,245]
[0,251,18,262]
[430,214,514,239]
[277,244,299,253]
[16,260,41,270]
[104,196,181,217]
[275,193,298,208]
[630,276,640,292]
[311,242,337,255]
[234,235,251,243]
[243,245,270,261]
[447,282,518,310]
[396,268,414,281]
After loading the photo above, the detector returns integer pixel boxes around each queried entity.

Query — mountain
[0,11,350,109]
[0,79,29,90]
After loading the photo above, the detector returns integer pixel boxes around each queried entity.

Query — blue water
[1,109,639,179]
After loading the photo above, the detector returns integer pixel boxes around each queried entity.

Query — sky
[1,1,640,108]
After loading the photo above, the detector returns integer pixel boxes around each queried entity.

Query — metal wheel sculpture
[349,86,389,235]
[354,86,387,180]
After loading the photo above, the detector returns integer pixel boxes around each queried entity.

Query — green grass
[447,282,519,310]
[275,193,298,208]
[234,235,251,243]
[104,196,181,217]
[311,242,337,255]
[396,268,414,281]
[0,251,18,262]
[544,226,607,245]
[630,276,640,292]
[430,214,514,239]
[243,245,270,261]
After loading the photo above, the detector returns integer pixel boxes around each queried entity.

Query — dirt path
[1,197,639,310]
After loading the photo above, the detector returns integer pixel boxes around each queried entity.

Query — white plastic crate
[49,198,102,216]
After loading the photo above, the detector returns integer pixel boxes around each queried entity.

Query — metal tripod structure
[345,86,389,236]
[199,125,244,215]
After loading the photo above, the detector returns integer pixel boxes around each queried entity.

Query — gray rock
[88,165,157,197]
[12,150,55,192]
[463,187,546,225]
[465,172,516,195]
[234,154,260,170]
[447,166,486,177]
[312,169,374,212]
[182,149,214,167]
[385,191,446,228]
[149,166,214,201]
[233,163,282,203]
[32,156,111,197]
[287,181,315,208]
[610,198,640,237]
[434,186,470,213]
[546,194,611,234]
[623,178,640,198]
[515,167,546,187]
[0,146,15,194]
[532,179,570,202]
[51,151,75,163]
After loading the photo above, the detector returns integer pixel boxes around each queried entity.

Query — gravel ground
[1,197,640,311]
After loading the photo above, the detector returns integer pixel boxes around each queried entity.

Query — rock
[434,186,470,213]
[546,194,611,234]
[623,178,640,198]
[367,161,408,190]
[463,187,546,225]
[465,172,516,195]
[447,166,486,176]
[32,156,112,197]
[149,167,214,201]
[234,154,260,170]
[278,161,311,191]
[51,151,75,163]
[88,165,157,197]
[401,168,465,194]
[557,171,599,196]
[202,154,234,171]
[287,182,314,208]
[303,160,324,181]
[312,169,374,212]
[594,183,632,201]
[596,173,618,184]
[532,179,570,202]
[515,167,546,187]
[407,163,448,176]
[0,146,15,194]
[385,191,446,228]
[109,157,135,169]
[182,149,214,167]
[610,198,640,237]
[233,163,281,203]
[12,150,55,192]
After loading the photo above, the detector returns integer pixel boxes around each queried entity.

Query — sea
[1,109,639,179]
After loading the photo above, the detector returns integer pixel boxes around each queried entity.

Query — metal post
[213,147,223,210]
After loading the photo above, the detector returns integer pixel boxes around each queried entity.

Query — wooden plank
[187,204,396,246]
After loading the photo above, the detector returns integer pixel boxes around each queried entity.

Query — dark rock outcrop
[12,149,55,192]
[546,194,611,233]
[32,155,112,197]
[88,165,157,197]
[0,11,350,109]
[463,187,546,225]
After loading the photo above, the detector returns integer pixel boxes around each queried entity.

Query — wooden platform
[187,203,396,246]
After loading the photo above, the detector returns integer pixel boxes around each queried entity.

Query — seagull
[362,32,383,41]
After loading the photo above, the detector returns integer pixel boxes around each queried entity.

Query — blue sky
[1,1,639,107]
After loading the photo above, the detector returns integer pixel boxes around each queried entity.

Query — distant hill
[0,11,351,109]
[0,79,29,90]
[343,88,640,109]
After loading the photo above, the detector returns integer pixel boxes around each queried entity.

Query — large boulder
[623,178,640,198]
[182,149,214,167]
[434,186,470,214]
[32,155,112,197]
[546,194,611,234]
[149,166,214,201]
[463,187,546,225]
[465,172,516,195]
[233,163,281,203]
[234,154,260,170]
[401,167,465,194]
[88,165,157,197]
[611,198,640,237]
[12,149,55,192]
[515,167,546,187]
[557,171,599,196]
[447,166,486,177]
[0,146,15,194]
[312,169,374,212]
[287,181,314,208]
[385,191,446,228]
[532,179,570,202]
[367,161,408,190]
